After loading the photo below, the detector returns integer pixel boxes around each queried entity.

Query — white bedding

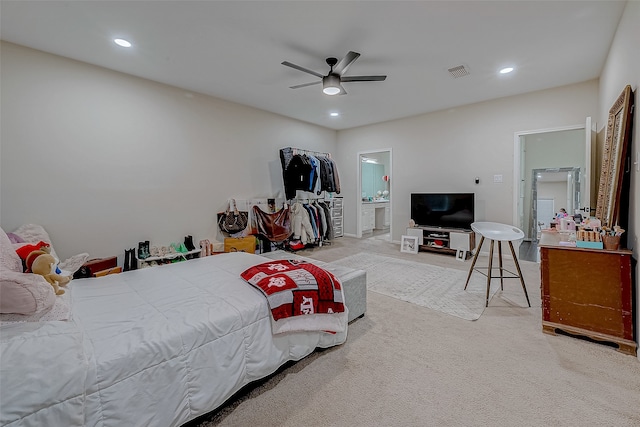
[0,252,347,427]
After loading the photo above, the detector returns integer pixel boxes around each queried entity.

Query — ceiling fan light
[323,75,341,95]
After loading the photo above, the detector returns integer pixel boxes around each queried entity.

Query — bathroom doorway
[357,149,392,240]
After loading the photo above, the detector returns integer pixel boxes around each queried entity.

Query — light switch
[493,174,503,183]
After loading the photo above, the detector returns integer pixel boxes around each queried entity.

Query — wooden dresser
[539,245,636,356]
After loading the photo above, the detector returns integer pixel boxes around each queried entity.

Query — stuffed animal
[28,251,71,295]
[15,241,51,261]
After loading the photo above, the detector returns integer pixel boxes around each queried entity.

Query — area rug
[328,252,500,321]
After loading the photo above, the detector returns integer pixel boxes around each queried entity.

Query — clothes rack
[288,146,331,158]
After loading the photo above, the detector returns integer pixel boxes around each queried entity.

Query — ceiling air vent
[447,65,470,79]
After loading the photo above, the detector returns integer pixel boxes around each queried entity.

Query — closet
[279,147,342,249]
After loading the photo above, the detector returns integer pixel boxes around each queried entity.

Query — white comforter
[0,252,347,427]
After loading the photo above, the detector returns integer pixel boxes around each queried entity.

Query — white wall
[337,80,598,241]
[598,0,640,358]
[0,42,337,261]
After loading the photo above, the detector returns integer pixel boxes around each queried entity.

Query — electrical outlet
[493,174,503,183]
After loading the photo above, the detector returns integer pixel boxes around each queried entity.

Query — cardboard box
[224,236,257,253]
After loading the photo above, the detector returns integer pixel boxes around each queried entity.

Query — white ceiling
[0,1,626,130]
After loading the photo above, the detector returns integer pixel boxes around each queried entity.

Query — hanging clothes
[318,201,334,240]
[282,153,312,200]
[291,202,315,244]
[280,148,341,199]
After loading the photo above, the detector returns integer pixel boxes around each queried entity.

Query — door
[583,116,596,214]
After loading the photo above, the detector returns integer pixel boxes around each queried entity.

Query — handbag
[217,199,249,234]
[251,205,292,242]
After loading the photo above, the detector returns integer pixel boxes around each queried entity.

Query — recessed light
[499,67,514,74]
[114,38,132,48]
[330,112,339,117]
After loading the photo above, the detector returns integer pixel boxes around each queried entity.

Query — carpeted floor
[187,236,640,427]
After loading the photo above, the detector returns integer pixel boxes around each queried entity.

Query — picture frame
[595,85,634,227]
[400,235,419,254]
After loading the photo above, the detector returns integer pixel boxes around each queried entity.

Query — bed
[0,228,349,427]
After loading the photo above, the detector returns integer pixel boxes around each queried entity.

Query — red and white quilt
[240,259,348,335]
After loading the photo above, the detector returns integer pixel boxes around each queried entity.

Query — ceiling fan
[281,51,386,95]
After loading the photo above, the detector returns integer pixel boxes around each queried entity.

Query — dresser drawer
[332,217,343,228]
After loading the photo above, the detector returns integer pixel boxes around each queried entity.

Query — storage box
[79,256,118,277]
[94,266,122,277]
[576,241,603,249]
[224,236,257,253]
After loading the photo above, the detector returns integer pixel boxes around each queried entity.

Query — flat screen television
[411,193,475,230]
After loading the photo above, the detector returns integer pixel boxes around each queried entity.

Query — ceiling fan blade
[341,75,387,82]
[289,81,322,89]
[339,85,347,95]
[281,61,324,78]
[333,51,360,76]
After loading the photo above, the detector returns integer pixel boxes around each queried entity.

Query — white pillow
[0,226,23,273]
[1,226,56,315]
[0,289,70,324]
[12,224,89,274]
[0,270,57,315]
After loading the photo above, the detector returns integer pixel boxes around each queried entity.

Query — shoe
[130,248,138,270]
[289,240,305,251]
[199,240,208,257]
[124,249,131,272]
[138,242,148,259]
[184,235,195,251]
[172,242,187,254]
[150,246,160,257]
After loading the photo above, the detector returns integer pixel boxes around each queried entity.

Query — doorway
[357,149,392,240]
[513,119,595,242]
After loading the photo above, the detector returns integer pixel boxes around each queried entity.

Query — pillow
[12,224,89,275]
[0,269,56,315]
[1,226,56,315]
[6,232,25,244]
[0,227,22,273]
[0,289,70,324]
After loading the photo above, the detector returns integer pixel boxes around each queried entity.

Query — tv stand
[406,226,475,259]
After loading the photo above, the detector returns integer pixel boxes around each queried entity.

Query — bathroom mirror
[595,85,634,227]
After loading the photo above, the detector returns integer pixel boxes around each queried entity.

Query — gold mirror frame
[595,85,634,227]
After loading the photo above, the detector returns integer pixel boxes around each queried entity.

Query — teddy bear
[26,249,71,295]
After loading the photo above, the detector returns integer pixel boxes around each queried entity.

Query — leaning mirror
[595,85,634,227]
